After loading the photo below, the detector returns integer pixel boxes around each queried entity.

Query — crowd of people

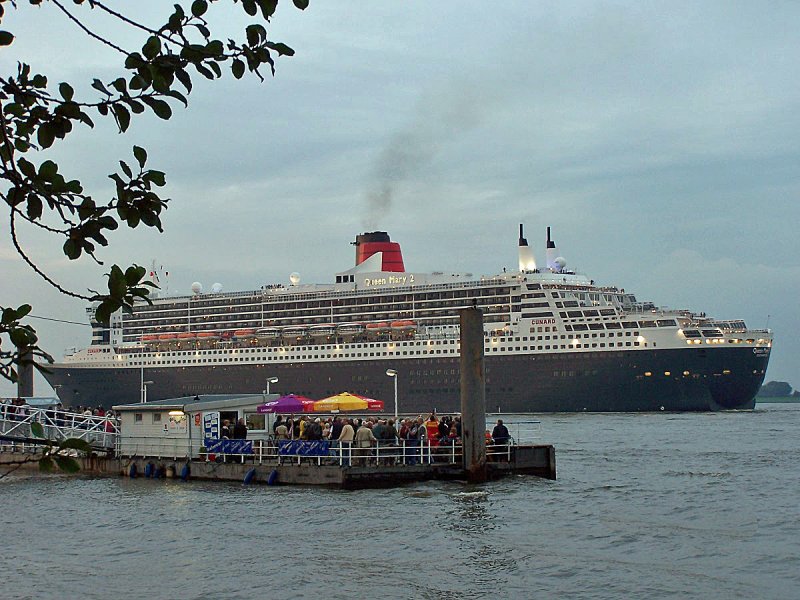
[268,413,513,448]
[269,413,465,446]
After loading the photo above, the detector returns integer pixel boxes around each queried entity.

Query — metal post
[386,369,398,421]
[142,380,153,403]
[460,307,487,482]
[17,347,34,399]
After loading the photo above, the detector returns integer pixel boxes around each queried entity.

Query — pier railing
[0,405,119,450]
[116,436,517,466]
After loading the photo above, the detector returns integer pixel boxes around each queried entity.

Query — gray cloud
[2,0,799,396]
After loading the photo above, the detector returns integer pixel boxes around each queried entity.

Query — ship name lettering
[364,275,411,287]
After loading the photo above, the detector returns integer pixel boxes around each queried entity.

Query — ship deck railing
[116,436,517,466]
[0,405,119,451]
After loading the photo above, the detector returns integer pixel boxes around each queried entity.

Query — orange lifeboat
[234,328,256,339]
[158,333,176,341]
[141,334,158,342]
[366,322,391,333]
[177,332,196,340]
[196,331,220,340]
[390,320,416,331]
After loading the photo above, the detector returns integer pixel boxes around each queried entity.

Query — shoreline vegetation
[756,397,800,403]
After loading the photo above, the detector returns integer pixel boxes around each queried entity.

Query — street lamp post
[385,369,398,421]
[142,380,154,403]
[266,376,278,395]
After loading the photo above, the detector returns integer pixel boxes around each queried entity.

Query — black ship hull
[45,346,769,413]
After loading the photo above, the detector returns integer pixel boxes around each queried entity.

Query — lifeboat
[256,327,280,339]
[366,322,391,333]
[337,323,365,335]
[141,334,158,342]
[390,320,416,331]
[177,332,196,340]
[282,326,308,339]
[158,333,176,341]
[220,331,234,341]
[196,331,220,340]
[309,324,336,337]
[234,328,256,339]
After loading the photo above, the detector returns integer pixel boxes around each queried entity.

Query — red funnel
[353,232,405,272]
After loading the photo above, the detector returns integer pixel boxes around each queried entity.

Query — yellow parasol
[313,392,376,412]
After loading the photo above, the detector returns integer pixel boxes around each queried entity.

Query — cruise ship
[43,227,772,412]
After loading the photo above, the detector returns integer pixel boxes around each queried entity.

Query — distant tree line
[758,381,799,398]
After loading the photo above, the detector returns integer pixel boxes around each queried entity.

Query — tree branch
[51,0,128,56]
[9,209,90,301]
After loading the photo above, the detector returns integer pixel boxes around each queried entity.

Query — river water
[2,403,798,600]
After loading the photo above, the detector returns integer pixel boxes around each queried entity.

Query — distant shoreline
[757,397,800,404]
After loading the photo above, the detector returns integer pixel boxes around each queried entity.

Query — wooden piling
[460,307,487,483]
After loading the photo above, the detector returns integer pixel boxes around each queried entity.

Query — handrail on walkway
[0,404,119,450]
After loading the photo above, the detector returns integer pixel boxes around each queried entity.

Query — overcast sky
[1,1,798,397]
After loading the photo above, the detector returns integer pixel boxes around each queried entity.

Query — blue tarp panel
[278,440,330,456]
[206,439,253,454]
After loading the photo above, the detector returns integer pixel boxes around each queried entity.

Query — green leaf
[108,265,127,299]
[2,307,18,325]
[54,455,81,474]
[0,31,14,46]
[39,456,54,473]
[146,170,166,187]
[58,438,92,453]
[39,160,58,179]
[119,160,132,179]
[113,104,131,132]
[293,0,309,10]
[133,145,147,168]
[231,59,245,79]
[10,326,35,348]
[125,52,146,69]
[142,35,161,60]
[63,238,82,260]
[31,422,44,438]
[59,82,74,102]
[94,302,112,326]
[257,0,278,19]
[37,123,56,149]
[266,41,295,56]
[191,0,208,17]
[246,24,265,47]
[175,68,192,92]
[17,158,36,178]
[145,98,172,120]
[26,195,43,220]
[124,265,146,286]
[16,304,32,319]
[91,78,111,95]
[242,0,258,16]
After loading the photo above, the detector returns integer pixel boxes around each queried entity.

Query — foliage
[0,419,93,478]
[0,0,307,383]
[758,381,794,398]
